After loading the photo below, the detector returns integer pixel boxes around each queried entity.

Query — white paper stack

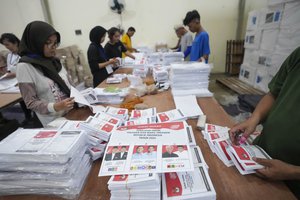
[0,77,18,92]
[0,129,91,199]
[79,116,117,141]
[173,95,203,119]
[162,52,184,65]
[130,108,157,120]
[123,53,147,67]
[94,88,129,105]
[156,109,186,123]
[94,111,122,126]
[133,67,149,78]
[148,52,162,64]
[162,164,216,200]
[170,62,212,97]
[152,65,169,82]
[108,173,161,200]
[80,87,98,104]
[104,106,129,121]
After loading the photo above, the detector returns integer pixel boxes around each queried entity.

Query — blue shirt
[189,31,210,63]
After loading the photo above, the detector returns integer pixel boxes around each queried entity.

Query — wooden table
[0,93,22,110]
[0,68,296,200]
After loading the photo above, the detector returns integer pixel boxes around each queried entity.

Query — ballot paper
[106,65,114,74]
[191,146,208,168]
[187,126,196,146]
[79,116,117,141]
[157,109,186,123]
[105,106,129,120]
[0,129,87,164]
[106,77,122,84]
[162,164,216,200]
[226,145,271,175]
[173,95,203,119]
[130,108,157,120]
[89,147,104,161]
[125,117,157,126]
[99,121,194,176]
[152,65,169,82]
[94,111,122,126]
[70,86,105,113]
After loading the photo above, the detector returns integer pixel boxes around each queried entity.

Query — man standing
[183,10,210,63]
[121,27,137,57]
[173,25,193,54]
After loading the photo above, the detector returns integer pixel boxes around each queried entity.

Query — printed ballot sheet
[173,95,203,119]
[99,122,194,176]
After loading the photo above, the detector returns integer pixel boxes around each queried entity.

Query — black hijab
[89,26,107,45]
[19,21,70,96]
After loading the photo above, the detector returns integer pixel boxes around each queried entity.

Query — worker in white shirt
[173,25,193,54]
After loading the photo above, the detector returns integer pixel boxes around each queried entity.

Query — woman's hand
[54,97,75,112]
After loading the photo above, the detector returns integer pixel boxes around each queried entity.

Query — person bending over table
[16,21,74,127]
[229,47,300,198]
[87,26,119,87]
[104,27,135,60]
[183,10,210,63]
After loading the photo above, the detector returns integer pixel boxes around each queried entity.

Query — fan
[109,0,125,15]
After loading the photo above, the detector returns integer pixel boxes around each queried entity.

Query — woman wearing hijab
[16,21,74,127]
[87,26,119,87]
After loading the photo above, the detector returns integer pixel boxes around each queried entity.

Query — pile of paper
[94,87,129,105]
[173,95,203,119]
[170,62,213,97]
[108,173,161,200]
[152,65,169,82]
[123,53,147,67]
[148,52,162,64]
[132,67,148,78]
[0,129,91,199]
[104,106,129,121]
[202,123,271,175]
[156,109,186,123]
[162,52,184,65]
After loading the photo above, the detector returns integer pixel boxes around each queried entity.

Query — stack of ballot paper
[104,106,129,121]
[94,87,129,105]
[152,65,169,82]
[79,116,118,141]
[133,67,148,78]
[123,53,147,67]
[130,108,157,120]
[173,95,203,119]
[162,164,216,200]
[108,173,161,200]
[170,62,213,97]
[226,145,271,175]
[148,52,162,64]
[0,128,91,199]
[162,52,184,65]
[156,109,186,123]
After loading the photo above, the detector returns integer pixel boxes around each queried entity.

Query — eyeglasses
[45,41,60,49]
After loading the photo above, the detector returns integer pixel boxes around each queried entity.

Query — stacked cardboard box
[240,0,300,92]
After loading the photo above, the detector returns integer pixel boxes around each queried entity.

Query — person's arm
[125,51,135,59]
[19,83,74,114]
[229,92,276,144]
[253,158,300,181]
[171,38,181,50]
[184,46,191,58]
[98,59,117,69]
[123,44,137,52]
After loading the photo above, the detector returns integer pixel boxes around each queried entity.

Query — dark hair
[183,10,200,26]
[108,27,120,40]
[121,146,127,148]
[0,33,20,45]
[128,27,136,32]
[148,145,155,149]
[177,145,184,148]
[113,146,119,149]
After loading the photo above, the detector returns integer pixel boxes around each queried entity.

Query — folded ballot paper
[157,109,186,123]
[130,107,157,120]
[173,95,203,119]
[104,106,129,121]
[162,164,216,200]
[125,117,157,126]
[79,116,118,141]
[152,65,169,82]
[226,145,271,175]
[108,173,161,200]
[0,128,91,199]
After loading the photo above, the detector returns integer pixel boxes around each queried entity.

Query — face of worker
[43,34,59,58]
[175,30,181,38]
[100,33,106,44]
[187,18,200,33]
[112,31,121,43]
[2,39,18,54]
[166,146,173,153]
[137,146,144,153]
[127,30,135,37]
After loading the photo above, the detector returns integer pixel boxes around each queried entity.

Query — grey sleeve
[18,83,53,115]
[186,33,193,46]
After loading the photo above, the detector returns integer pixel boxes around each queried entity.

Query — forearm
[125,51,135,59]
[250,92,276,124]
[290,165,300,180]
[98,61,112,69]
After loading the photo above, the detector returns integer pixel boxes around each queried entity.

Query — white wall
[48,0,239,73]
[0,0,45,51]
